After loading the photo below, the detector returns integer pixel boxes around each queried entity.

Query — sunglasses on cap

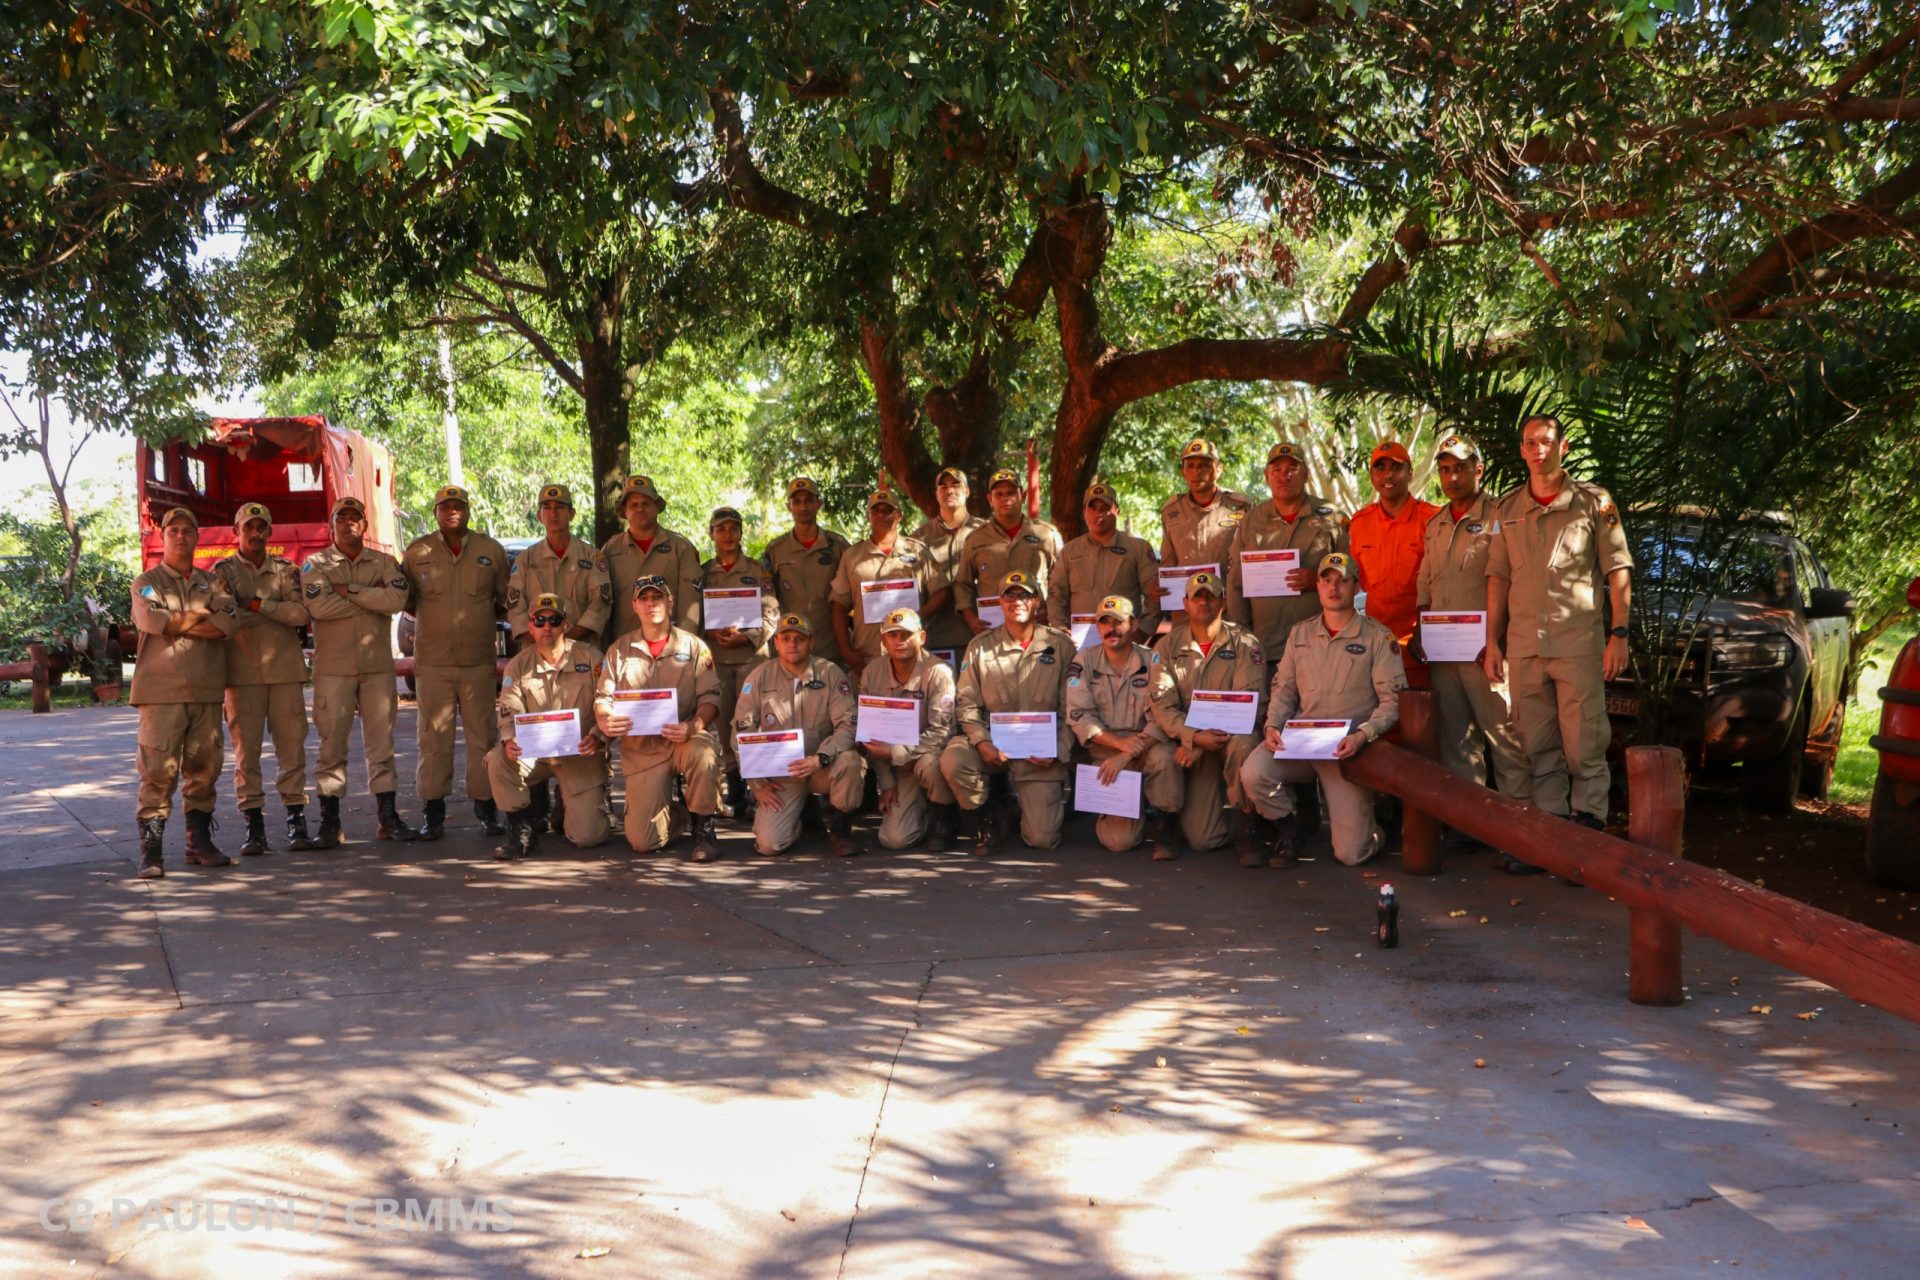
[529,613,566,629]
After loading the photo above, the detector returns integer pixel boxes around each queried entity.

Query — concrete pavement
[2,701,1916,1278]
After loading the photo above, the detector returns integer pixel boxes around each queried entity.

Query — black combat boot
[375,791,416,841]
[826,809,858,858]
[549,786,569,841]
[138,816,166,880]
[723,771,747,819]
[799,793,827,835]
[285,804,315,851]
[690,813,720,863]
[1234,808,1269,868]
[474,798,505,837]
[925,803,958,851]
[314,796,343,849]
[239,808,270,856]
[526,781,551,833]
[183,811,232,867]
[496,809,534,861]
[1147,808,1182,862]
[415,798,447,841]
[1267,813,1299,869]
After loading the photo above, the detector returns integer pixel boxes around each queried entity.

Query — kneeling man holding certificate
[941,570,1076,856]
[734,612,867,856]
[1239,553,1407,867]
[857,608,960,850]
[1066,595,1181,859]
[487,594,609,859]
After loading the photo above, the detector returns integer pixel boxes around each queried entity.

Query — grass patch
[0,667,127,712]
[1833,630,1911,805]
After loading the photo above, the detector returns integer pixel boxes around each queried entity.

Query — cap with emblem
[622,475,665,508]
[161,507,199,530]
[1083,480,1117,506]
[1094,594,1135,622]
[1369,441,1411,467]
[632,574,672,597]
[935,465,968,486]
[776,612,813,636]
[1318,552,1359,581]
[986,468,1021,491]
[880,607,923,635]
[433,484,469,507]
[998,570,1039,597]
[785,476,821,499]
[1267,441,1307,465]
[330,495,366,520]
[232,502,272,529]
[867,488,900,512]
[1180,438,1220,462]
[530,593,569,620]
[1184,570,1225,598]
[709,506,743,529]
[1435,433,1479,461]
[538,483,573,507]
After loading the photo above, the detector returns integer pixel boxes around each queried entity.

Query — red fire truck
[1868,575,1920,889]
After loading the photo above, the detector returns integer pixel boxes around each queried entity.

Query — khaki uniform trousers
[484,745,609,847]
[1430,661,1532,801]
[618,732,724,852]
[754,753,867,855]
[416,662,498,802]
[1173,737,1259,852]
[313,673,399,796]
[1240,753,1380,866]
[1509,653,1611,819]
[874,752,955,850]
[137,702,224,820]
[1088,742,1182,853]
[224,682,307,812]
[711,662,754,772]
[939,741,1068,850]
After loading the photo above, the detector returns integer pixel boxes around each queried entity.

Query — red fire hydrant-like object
[1868,576,1920,888]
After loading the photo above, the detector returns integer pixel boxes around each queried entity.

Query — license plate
[1605,695,1639,718]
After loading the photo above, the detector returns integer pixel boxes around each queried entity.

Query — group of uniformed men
[129,413,1631,878]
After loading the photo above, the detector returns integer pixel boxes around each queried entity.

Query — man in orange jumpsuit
[1347,440,1440,689]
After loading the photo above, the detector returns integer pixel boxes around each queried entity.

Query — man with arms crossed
[216,502,311,855]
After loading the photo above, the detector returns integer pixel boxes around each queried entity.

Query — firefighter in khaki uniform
[508,484,612,645]
[596,576,726,861]
[1225,441,1348,655]
[302,495,414,846]
[954,470,1065,634]
[216,502,312,856]
[131,508,239,878]
[856,608,960,850]
[831,483,947,684]
[942,571,1076,855]
[1066,595,1180,859]
[701,505,779,811]
[402,484,510,840]
[1485,414,1634,834]
[1146,572,1269,861]
[1047,482,1162,646]
[1159,438,1253,620]
[734,613,867,857]
[488,594,609,859]
[602,474,704,638]
[761,476,854,667]
[909,466,986,659]
[1414,434,1532,862]
[1240,553,1407,867]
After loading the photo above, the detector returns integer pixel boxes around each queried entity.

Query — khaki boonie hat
[881,607,923,635]
[1435,433,1479,460]
[998,570,1039,597]
[934,466,968,486]
[986,468,1021,491]
[1083,481,1117,506]
[632,574,672,597]
[330,496,366,519]
[1318,552,1359,581]
[1267,441,1306,465]
[1095,594,1135,622]
[786,476,821,499]
[538,483,573,507]
[1184,570,1225,598]
[232,502,272,529]
[776,612,813,636]
[433,485,469,507]
[709,506,744,529]
[529,593,569,620]
[622,475,665,508]
[161,507,199,530]
[1180,438,1220,462]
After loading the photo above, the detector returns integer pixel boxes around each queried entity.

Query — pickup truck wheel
[1867,770,1920,889]
[1742,698,1808,813]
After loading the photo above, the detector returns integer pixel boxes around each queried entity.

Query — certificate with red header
[1274,719,1352,760]
[1185,689,1258,735]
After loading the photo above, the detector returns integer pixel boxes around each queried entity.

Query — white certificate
[738,729,806,779]
[1159,563,1219,610]
[1420,611,1487,663]
[1069,614,1100,651]
[976,601,1006,629]
[860,577,921,625]
[856,694,921,747]
[1074,764,1141,819]
[1186,689,1259,735]
[1274,718,1352,760]
[611,687,678,737]
[703,587,764,631]
[513,709,581,759]
[989,711,1059,759]
[1238,548,1300,598]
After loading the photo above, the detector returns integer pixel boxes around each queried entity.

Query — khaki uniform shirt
[1065,642,1165,745]
[699,556,778,668]
[910,512,986,651]
[602,526,704,637]
[1047,532,1162,639]
[831,535,942,664]
[131,563,237,704]
[954,518,1066,612]
[858,650,958,769]
[1486,481,1634,659]
[498,638,603,745]
[953,624,1076,758]
[1225,495,1348,653]
[1417,493,1499,613]
[215,553,308,686]
[1158,489,1253,571]
[733,656,858,759]
[761,527,854,654]
[403,530,509,669]
[1266,613,1406,743]
[508,535,612,640]
[595,626,723,727]
[1147,620,1267,746]
[301,545,410,676]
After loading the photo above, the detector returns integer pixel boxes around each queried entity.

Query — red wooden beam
[1627,747,1687,1006]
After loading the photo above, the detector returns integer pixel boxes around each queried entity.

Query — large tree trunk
[573,270,632,546]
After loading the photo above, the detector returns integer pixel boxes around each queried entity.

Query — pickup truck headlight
[1714,635,1793,671]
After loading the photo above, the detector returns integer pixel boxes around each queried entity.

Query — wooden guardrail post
[28,641,54,713]
[1397,689,1443,874]
[1626,746,1687,1007]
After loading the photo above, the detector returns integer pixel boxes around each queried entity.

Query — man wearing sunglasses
[488,594,609,858]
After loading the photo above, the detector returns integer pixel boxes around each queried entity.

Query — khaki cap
[622,474,665,508]
[1083,480,1117,506]
[232,502,272,529]
[632,574,672,598]
[986,468,1021,491]
[1267,441,1307,465]
[880,607,923,635]
[528,593,569,621]
[1094,594,1135,622]
[433,485,469,507]
[537,483,573,507]
[330,496,367,519]
[998,570,1039,597]
[776,611,813,636]
[934,465,968,486]
[1318,552,1359,581]
[1184,570,1225,598]
[867,488,901,512]
[161,507,199,530]
[709,506,744,529]
[1180,438,1220,462]
[1435,433,1479,460]
[786,476,821,499]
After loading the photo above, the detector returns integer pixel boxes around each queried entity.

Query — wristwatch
[1608,626,1630,639]
[816,751,831,769]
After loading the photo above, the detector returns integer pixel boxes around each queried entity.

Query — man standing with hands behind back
[216,502,311,856]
